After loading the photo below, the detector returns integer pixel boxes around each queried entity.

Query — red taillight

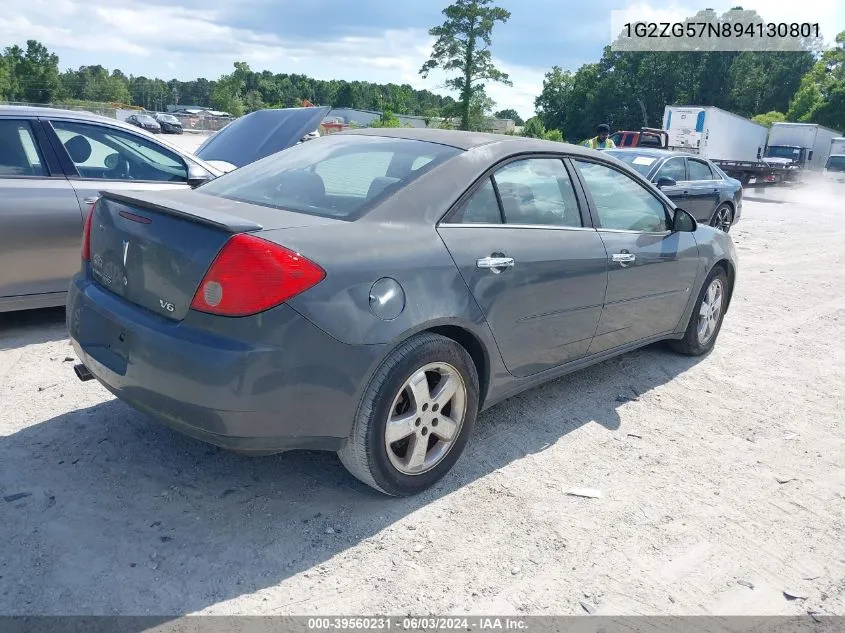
[190,234,326,317]
[81,200,97,261]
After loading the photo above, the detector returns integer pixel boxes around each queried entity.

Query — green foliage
[787,31,845,130]
[1,40,61,102]
[0,40,455,118]
[544,128,564,142]
[494,108,524,125]
[751,111,786,128]
[521,116,546,138]
[420,0,512,131]
[533,8,818,143]
[368,109,406,128]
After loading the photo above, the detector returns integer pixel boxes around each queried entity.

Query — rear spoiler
[99,191,263,233]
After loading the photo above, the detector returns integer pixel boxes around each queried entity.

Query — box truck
[662,105,799,186]
[765,123,842,171]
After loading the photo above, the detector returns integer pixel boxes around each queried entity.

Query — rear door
[438,156,608,378]
[42,118,192,214]
[684,158,722,222]
[0,117,83,300]
[571,158,700,354]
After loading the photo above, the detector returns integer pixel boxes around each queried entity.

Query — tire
[338,333,479,496]
[670,267,729,356]
[710,204,733,233]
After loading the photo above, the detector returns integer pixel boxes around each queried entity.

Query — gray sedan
[605,148,743,233]
[68,129,738,496]
[0,105,329,312]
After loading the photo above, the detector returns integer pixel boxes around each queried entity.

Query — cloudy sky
[2,0,843,118]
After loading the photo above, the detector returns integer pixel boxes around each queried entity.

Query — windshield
[136,115,157,124]
[157,114,179,123]
[199,134,462,220]
[826,155,845,172]
[765,146,802,159]
[604,150,658,176]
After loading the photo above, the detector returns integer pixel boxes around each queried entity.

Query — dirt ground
[1,183,843,616]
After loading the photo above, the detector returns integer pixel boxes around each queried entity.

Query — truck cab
[764,145,809,168]
[610,128,668,149]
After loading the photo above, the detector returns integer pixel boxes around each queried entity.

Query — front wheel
[710,204,733,233]
[670,268,729,356]
[338,333,479,496]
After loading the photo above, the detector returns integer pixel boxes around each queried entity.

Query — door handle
[83,197,99,205]
[476,256,515,272]
[611,253,636,264]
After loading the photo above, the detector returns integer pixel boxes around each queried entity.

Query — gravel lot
[1,183,843,616]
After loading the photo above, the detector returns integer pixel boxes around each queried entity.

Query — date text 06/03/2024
[306,617,529,631]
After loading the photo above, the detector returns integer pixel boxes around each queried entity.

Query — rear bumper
[67,273,384,452]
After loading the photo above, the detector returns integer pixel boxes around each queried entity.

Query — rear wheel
[338,333,479,496]
[710,204,733,233]
[670,268,728,356]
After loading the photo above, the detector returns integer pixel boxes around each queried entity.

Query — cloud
[3,0,841,122]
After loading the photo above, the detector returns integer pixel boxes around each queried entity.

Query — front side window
[51,120,187,182]
[0,120,46,177]
[199,135,461,219]
[574,159,669,233]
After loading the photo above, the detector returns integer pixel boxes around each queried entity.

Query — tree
[2,40,61,103]
[420,0,512,131]
[369,110,405,128]
[751,111,786,128]
[787,31,845,131]
[544,128,564,142]
[521,116,546,138]
[494,108,523,125]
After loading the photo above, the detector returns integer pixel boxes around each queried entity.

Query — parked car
[68,129,738,496]
[125,113,162,133]
[605,148,742,233]
[0,105,328,312]
[153,113,184,134]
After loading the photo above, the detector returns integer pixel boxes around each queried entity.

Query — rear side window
[200,135,461,219]
[0,120,46,177]
[688,159,715,181]
[450,178,502,224]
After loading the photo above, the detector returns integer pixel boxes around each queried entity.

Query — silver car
[0,105,329,312]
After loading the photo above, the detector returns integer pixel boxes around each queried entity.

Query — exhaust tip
[74,363,94,382]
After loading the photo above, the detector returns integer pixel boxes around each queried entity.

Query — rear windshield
[605,151,658,176]
[157,114,179,123]
[199,135,461,219]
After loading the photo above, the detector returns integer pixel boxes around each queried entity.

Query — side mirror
[656,177,676,189]
[673,208,697,232]
[186,163,213,188]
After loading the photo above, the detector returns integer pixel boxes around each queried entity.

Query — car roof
[606,147,695,159]
[339,127,602,155]
[0,104,129,125]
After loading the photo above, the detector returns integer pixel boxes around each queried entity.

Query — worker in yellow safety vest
[582,124,616,150]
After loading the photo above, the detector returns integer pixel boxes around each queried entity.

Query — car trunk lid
[89,190,336,320]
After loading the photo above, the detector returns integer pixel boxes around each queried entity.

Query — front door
[438,157,608,377]
[42,118,192,215]
[0,118,82,301]
[571,158,701,354]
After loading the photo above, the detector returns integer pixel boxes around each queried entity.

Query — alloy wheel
[384,362,467,476]
[711,206,732,232]
[697,278,724,345]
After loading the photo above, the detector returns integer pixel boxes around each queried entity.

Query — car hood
[194,106,330,168]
